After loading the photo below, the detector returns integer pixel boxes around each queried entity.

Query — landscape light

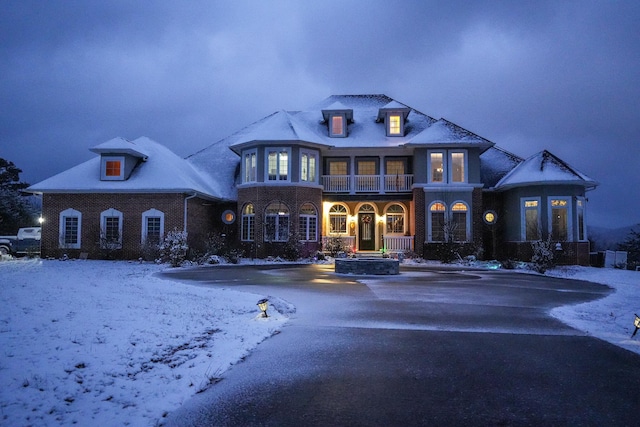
[632,314,640,338]
[257,298,269,318]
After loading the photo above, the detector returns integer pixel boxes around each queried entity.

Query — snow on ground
[0,258,638,426]
[0,259,288,426]
[547,266,640,355]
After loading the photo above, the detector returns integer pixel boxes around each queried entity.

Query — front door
[358,213,375,251]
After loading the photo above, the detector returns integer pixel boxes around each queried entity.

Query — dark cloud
[1,0,638,227]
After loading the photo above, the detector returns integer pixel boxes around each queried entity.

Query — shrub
[531,236,555,273]
[161,229,188,267]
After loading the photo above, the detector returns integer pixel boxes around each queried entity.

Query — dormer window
[101,156,125,180]
[377,101,410,137]
[322,103,353,138]
[331,115,346,137]
[389,114,402,135]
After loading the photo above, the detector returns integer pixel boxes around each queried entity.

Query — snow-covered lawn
[0,259,638,426]
[0,259,288,426]
[547,266,640,355]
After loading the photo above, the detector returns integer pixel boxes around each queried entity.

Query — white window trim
[101,156,125,181]
[386,113,404,136]
[265,147,291,182]
[241,204,255,242]
[59,208,82,249]
[385,204,406,235]
[141,208,165,244]
[520,197,542,241]
[300,149,319,184]
[100,208,123,248]
[299,207,318,242]
[576,196,587,241]
[548,196,573,242]
[427,150,447,184]
[242,149,258,183]
[450,200,470,242]
[449,150,468,184]
[427,200,446,242]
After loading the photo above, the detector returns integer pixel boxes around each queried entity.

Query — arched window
[329,204,348,234]
[429,202,446,242]
[264,202,290,242]
[299,203,317,242]
[385,204,405,234]
[451,202,469,242]
[241,203,255,241]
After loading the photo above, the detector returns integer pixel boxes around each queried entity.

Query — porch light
[257,298,269,318]
[632,313,640,338]
[38,216,44,224]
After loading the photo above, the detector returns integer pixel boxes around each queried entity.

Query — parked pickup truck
[0,227,41,256]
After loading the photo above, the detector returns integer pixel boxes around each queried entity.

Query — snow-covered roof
[89,137,149,159]
[494,150,598,190]
[480,146,524,188]
[406,118,493,151]
[28,137,230,200]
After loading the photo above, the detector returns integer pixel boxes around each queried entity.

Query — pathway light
[257,298,269,318]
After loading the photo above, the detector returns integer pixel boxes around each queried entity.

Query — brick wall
[41,193,224,259]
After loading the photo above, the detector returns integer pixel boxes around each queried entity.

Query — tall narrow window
[329,204,348,234]
[389,114,402,135]
[142,208,164,245]
[451,152,466,183]
[577,198,586,241]
[241,204,255,241]
[266,148,289,181]
[264,202,290,242]
[243,150,257,183]
[430,152,444,183]
[331,116,345,136]
[100,208,123,249]
[299,203,317,242]
[429,202,446,242]
[550,199,569,241]
[386,204,405,234]
[301,150,318,183]
[522,199,541,241]
[451,202,468,242]
[59,208,82,249]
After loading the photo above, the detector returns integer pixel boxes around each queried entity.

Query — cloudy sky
[1,1,638,228]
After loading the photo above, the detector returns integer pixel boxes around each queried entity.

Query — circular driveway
[163,264,640,426]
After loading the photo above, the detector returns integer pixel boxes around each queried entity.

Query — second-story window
[429,152,444,183]
[300,150,318,183]
[389,114,402,135]
[266,148,290,181]
[101,156,125,181]
[451,151,466,183]
[243,149,257,183]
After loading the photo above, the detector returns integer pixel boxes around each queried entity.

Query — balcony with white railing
[322,174,413,194]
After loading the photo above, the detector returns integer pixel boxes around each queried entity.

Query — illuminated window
[329,160,347,175]
[549,198,571,241]
[389,114,402,135]
[429,202,446,242]
[299,203,317,242]
[357,160,376,175]
[386,204,405,234]
[451,202,468,242]
[451,152,466,183]
[264,202,290,242]
[101,156,125,180]
[59,208,82,249]
[521,198,541,241]
[329,204,348,234]
[142,208,164,245]
[266,148,290,181]
[241,204,255,241]
[301,150,318,183]
[386,160,405,175]
[243,150,257,183]
[429,152,444,183]
[331,116,345,136]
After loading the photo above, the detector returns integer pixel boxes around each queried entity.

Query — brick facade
[41,193,228,260]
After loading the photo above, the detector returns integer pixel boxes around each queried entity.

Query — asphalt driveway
[162,264,640,426]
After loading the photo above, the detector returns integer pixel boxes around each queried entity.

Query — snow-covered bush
[161,229,188,267]
[531,236,555,273]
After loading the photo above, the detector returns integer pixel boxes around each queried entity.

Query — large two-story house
[29,95,597,264]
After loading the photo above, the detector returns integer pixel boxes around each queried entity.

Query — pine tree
[0,158,38,234]
[617,226,640,270]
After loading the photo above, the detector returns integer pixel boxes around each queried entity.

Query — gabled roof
[494,150,598,190]
[28,137,230,200]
